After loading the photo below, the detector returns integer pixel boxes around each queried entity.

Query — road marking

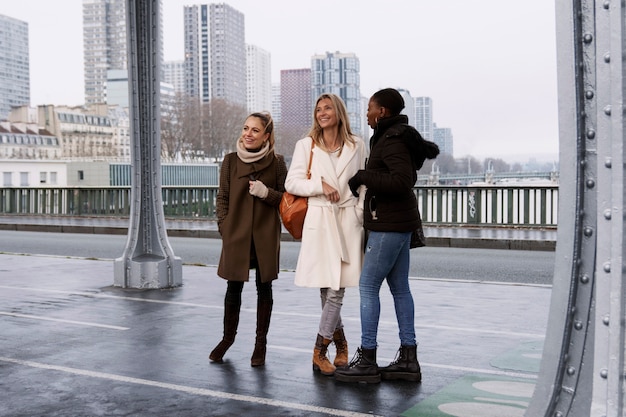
[0,285,220,309]
[0,312,129,330]
[411,276,552,289]
[0,285,545,338]
[0,356,382,417]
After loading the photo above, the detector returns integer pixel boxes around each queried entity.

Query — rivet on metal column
[525,0,625,416]
[114,0,182,289]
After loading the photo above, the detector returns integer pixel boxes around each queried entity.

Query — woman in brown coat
[210,112,287,366]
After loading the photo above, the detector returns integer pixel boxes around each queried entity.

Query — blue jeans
[359,231,415,349]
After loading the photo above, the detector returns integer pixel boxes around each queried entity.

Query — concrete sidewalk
[0,253,550,416]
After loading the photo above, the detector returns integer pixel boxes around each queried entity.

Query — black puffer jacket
[351,115,439,232]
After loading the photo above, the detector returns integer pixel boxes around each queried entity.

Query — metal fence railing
[0,185,559,228]
[417,185,558,226]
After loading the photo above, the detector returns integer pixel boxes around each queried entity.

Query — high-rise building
[414,97,433,140]
[360,95,370,142]
[271,83,281,123]
[311,52,362,136]
[279,68,311,158]
[246,44,272,113]
[0,14,30,120]
[184,3,246,107]
[163,60,186,94]
[82,0,163,105]
[433,124,454,156]
[397,88,415,127]
[82,0,127,105]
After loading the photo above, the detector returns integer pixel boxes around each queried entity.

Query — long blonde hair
[307,93,356,152]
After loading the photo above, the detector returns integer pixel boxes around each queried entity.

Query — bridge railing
[418,185,558,227]
[0,185,559,228]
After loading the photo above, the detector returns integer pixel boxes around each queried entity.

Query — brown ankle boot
[312,334,336,376]
[332,328,349,367]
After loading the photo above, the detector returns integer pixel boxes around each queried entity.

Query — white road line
[411,276,552,289]
[0,356,382,417]
[421,363,538,380]
[0,285,220,309]
[0,285,545,338]
[0,312,129,330]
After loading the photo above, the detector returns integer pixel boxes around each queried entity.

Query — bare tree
[485,158,511,173]
[431,152,458,174]
[419,158,437,175]
[161,93,203,160]
[274,122,309,166]
[202,99,248,162]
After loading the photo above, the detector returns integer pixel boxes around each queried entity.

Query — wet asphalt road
[0,230,555,286]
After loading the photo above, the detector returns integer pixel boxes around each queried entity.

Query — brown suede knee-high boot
[209,299,241,362]
[251,300,272,366]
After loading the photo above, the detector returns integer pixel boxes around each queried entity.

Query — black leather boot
[379,345,422,382]
[334,347,380,383]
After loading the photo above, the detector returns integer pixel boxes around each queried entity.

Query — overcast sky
[2,0,559,162]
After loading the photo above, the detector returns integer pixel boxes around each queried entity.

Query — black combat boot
[379,345,422,382]
[334,347,380,383]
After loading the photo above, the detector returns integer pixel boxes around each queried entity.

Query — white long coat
[285,136,368,290]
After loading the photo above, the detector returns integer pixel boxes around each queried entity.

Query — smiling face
[241,116,270,150]
[315,97,338,131]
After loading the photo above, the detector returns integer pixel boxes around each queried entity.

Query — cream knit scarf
[236,138,271,163]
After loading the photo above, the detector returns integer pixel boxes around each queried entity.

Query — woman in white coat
[285,93,368,376]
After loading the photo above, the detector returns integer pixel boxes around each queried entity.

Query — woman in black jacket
[335,88,439,383]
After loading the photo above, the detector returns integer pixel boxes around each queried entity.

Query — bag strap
[306,142,315,179]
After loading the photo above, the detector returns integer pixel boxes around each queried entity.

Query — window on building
[50,172,57,185]
[20,172,29,187]
[78,170,84,181]
[40,172,47,184]
[3,172,12,187]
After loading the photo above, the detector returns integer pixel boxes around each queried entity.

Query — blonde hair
[307,94,356,152]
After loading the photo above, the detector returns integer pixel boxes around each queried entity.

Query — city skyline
[0,0,559,163]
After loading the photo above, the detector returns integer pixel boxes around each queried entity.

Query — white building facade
[163,60,186,94]
[246,44,272,113]
[414,96,434,140]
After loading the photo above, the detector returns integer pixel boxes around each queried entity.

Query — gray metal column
[526,1,625,416]
[113,0,182,289]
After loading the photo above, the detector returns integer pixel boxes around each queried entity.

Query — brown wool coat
[216,151,287,282]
